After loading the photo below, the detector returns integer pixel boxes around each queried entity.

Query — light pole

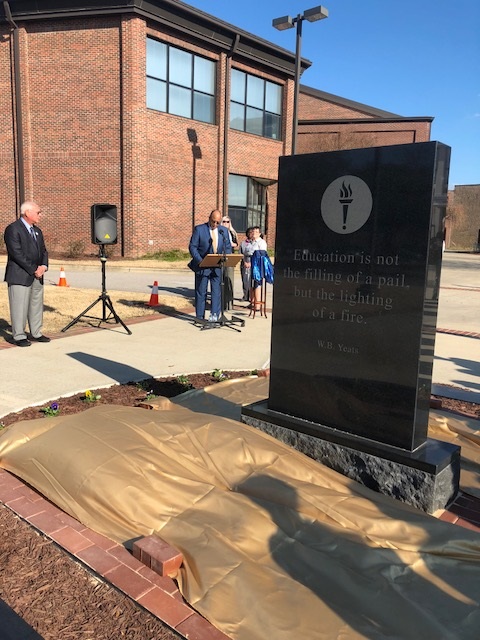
[273,6,328,155]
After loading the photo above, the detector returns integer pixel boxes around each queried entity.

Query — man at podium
[188,209,232,321]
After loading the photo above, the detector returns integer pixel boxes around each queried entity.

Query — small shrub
[212,368,227,381]
[66,239,86,258]
[141,249,190,262]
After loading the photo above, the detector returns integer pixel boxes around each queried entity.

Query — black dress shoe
[30,335,51,343]
[14,339,31,347]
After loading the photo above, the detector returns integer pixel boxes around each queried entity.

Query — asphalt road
[44,252,479,333]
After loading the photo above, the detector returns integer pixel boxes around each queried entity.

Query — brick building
[446,185,480,251]
[297,85,432,154]
[0,0,431,258]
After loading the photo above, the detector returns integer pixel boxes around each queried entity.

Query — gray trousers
[8,279,44,341]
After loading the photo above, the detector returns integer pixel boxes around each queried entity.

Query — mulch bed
[0,371,252,640]
[0,370,253,428]
[431,395,480,420]
[0,506,183,640]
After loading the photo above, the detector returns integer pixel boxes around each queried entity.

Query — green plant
[212,368,227,381]
[83,390,101,403]
[134,380,158,399]
[41,402,60,417]
[176,374,193,389]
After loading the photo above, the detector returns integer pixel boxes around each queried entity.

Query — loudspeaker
[91,204,117,244]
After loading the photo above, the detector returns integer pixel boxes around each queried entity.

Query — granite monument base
[241,401,460,514]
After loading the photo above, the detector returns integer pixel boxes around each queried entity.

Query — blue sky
[184,0,479,189]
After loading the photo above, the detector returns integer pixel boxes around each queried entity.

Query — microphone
[217,226,227,258]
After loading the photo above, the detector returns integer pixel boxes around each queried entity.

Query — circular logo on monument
[321,175,372,234]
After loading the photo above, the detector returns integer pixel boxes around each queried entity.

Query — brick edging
[0,468,231,640]
[436,327,480,339]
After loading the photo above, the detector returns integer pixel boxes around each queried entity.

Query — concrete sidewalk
[0,306,478,419]
[0,310,272,418]
[0,251,478,418]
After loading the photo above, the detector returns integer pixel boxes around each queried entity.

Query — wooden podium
[196,253,245,331]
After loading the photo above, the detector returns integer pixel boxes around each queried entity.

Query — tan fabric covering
[1,378,479,640]
[428,409,480,499]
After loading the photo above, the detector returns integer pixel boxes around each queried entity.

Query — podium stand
[196,253,245,331]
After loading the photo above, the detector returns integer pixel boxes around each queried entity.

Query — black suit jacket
[3,218,49,286]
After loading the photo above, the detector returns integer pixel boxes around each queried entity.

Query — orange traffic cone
[57,266,68,287]
[148,280,159,306]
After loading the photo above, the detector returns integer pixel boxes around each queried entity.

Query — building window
[146,37,216,124]
[230,69,282,140]
[228,174,266,233]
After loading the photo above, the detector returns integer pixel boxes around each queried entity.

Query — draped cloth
[251,249,274,285]
[0,377,479,640]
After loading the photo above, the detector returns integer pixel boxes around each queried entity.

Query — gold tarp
[1,377,479,640]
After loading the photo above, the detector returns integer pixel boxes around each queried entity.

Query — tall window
[146,37,216,124]
[228,174,266,233]
[230,69,282,140]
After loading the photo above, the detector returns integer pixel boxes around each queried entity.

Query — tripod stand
[61,245,132,335]
[194,253,244,332]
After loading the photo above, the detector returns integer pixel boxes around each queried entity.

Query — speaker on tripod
[91,204,117,245]
[61,204,131,335]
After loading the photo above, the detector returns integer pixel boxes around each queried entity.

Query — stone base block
[241,401,460,514]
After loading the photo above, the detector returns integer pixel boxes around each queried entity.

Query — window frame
[146,36,216,125]
[228,174,267,234]
[230,69,282,140]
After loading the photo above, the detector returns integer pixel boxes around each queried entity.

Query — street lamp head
[272,4,329,156]
[272,15,295,31]
[303,5,329,22]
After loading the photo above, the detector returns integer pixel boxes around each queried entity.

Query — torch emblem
[339,182,353,230]
[321,175,372,234]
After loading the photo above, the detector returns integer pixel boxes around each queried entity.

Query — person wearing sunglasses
[221,217,238,251]
[221,217,238,309]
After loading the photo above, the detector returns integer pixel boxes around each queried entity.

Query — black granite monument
[242,142,460,513]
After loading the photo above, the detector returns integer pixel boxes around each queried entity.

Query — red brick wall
[299,92,374,120]
[298,121,431,154]
[297,92,431,155]
[0,13,289,255]
[0,17,122,255]
[0,12,431,259]
[0,24,17,223]
[446,185,480,250]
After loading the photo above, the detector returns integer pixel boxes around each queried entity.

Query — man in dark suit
[4,201,50,346]
[188,209,232,321]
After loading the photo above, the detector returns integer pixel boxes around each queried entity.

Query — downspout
[222,34,240,214]
[119,19,125,256]
[3,1,25,211]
